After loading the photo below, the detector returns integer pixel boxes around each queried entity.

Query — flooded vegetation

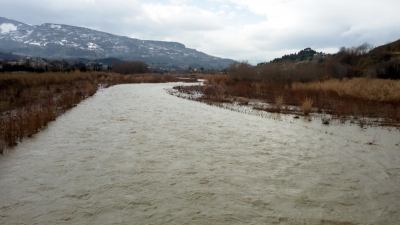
[174,75,400,126]
[0,83,399,224]
[0,72,191,153]
[172,41,400,126]
[0,72,98,153]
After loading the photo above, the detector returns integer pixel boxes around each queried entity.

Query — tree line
[0,58,150,74]
[229,41,400,83]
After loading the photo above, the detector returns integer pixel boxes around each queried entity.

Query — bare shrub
[256,61,327,83]
[203,74,229,85]
[204,84,226,101]
[228,62,258,81]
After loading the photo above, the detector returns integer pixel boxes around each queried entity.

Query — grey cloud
[1,0,400,63]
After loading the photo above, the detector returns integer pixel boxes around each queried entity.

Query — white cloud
[140,3,224,31]
[1,0,400,63]
[0,23,18,34]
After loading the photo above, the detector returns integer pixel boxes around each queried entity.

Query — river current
[1,83,399,225]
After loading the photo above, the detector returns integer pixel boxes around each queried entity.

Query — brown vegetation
[291,78,400,102]
[301,98,313,116]
[274,95,284,112]
[174,40,400,125]
[174,76,400,126]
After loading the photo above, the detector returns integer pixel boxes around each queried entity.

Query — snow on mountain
[0,17,235,70]
[0,23,17,34]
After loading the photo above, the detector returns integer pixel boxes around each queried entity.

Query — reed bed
[291,78,400,102]
[175,77,400,125]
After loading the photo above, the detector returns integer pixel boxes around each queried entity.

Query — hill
[0,17,235,70]
[270,48,325,63]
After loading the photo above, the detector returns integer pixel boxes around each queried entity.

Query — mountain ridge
[0,17,235,70]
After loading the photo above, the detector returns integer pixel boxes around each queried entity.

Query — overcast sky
[1,0,400,63]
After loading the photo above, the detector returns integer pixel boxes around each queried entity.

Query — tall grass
[275,95,284,112]
[291,78,400,102]
[301,98,313,116]
[179,76,400,125]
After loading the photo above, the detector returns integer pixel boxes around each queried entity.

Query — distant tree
[228,62,258,80]
[339,43,372,56]
[271,48,318,63]
[375,59,400,79]
[356,43,373,55]
[112,61,149,74]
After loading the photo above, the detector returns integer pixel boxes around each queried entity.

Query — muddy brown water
[1,83,399,225]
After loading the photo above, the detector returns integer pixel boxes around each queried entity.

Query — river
[1,83,399,225]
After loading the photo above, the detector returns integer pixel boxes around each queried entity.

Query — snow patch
[29,42,42,46]
[0,23,18,34]
[50,24,62,29]
[87,42,99,50]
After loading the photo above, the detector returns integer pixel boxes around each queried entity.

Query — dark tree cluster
[111,61,149,74]
[229,40,400,82]
[0,58,111,73]
[271,48,322,63]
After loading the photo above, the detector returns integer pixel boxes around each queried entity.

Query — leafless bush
[228,62,258,81]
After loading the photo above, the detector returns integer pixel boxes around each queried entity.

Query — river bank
[0,72,195,153]
[173,75,400,127]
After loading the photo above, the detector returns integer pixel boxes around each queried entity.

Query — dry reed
[291,78,400,102]
[182,76,400,125]
[301,98,314,116]
[275,95,284,112]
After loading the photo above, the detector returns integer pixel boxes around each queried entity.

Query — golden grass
[292,78,400,102]
[275,95,284,112]
[0,71,96,88]
[301,98,314,116]
[203,74,229,85]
